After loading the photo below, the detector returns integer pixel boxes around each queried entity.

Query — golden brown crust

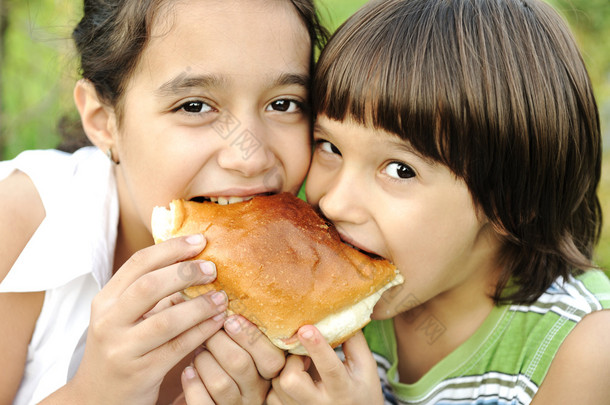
[154,193,399,343]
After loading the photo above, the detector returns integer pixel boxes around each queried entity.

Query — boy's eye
[179,100,214,114]
[385,162,415,179]
[319,140,341,155]
[266,99,301,113]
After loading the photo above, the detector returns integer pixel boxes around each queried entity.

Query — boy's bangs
[312,2,468,176]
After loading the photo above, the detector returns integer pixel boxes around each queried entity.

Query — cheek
[382,193,481,270]
[289,140,312,181]
[118,132,194,203]
[304,161,329,204]
[274,131,311,193]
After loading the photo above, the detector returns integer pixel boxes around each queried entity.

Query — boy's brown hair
[313,0,602,304]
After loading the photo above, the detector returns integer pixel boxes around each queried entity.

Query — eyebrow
[273,72,310,88]
[155,73,226,97]
[155,72,309,98]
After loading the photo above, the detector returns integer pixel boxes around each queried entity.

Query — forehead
[130,0,311,90]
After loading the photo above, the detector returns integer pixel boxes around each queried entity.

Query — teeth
[208,196,255,205]
[229,196,245,204]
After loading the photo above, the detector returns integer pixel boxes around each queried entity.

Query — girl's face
[112,0,311,239]
[305,116,503,319]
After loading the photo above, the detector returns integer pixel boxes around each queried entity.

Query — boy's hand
[267,325,384,405]
[181,315,286,404]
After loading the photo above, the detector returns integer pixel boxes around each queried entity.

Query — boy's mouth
[339,234,385,261]
[345,243,384,260]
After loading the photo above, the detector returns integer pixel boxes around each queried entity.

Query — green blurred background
[1,0,609,276]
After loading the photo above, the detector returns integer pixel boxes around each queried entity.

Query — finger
[205,328,259,378]
[103,234,206,298]
[205,328,269,401]
[182,366,215,405]
[341,330,377,378]
[266,388,282,405]
[267,385,297,405]
[147,310,226,375]
[297,325,348,393]
[194,349,241,403]
[223,315,286,379]
[273,355,316,402]
[143,291,186,319]
[119,260,217,323]
[134,290,228,354]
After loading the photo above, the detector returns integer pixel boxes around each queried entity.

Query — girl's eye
[266,99,301,113]
[318,140,341,156]
[178,100,214,114]
[385,162,415,179]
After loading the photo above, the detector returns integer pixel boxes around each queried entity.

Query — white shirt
[0,147,119,404]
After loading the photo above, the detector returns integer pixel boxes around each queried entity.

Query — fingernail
[185,234,204,245]
[300,327,315,340]
[199,261,216,277]
[224,316,241,333]
[184,366,197,379]
[211,291,227,306]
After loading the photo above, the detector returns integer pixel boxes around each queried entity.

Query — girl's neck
[113,177,155,274]
[113,221,152,274]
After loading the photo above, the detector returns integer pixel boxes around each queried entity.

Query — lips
[338,231,385,260]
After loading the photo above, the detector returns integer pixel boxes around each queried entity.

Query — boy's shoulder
[528,271,610,403]
[531,308,610,404]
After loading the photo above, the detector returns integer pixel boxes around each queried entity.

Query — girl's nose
[216,122,276,177]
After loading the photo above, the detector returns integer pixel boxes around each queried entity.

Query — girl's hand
[267,326,384,405]
[64,234,228,405]
[181,315,286,405]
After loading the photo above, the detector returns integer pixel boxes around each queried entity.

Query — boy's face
[305,115,502,319]
[109,0,312,242]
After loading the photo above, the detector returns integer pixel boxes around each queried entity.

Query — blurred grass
[1,0,79,158]
[1,0,609,278]
[316,0,369,31]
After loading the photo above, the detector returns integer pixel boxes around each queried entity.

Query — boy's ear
[73,79,118,153]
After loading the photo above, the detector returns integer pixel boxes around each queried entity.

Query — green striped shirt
[364,270,610,404]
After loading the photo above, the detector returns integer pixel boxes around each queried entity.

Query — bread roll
[152,193,403,354]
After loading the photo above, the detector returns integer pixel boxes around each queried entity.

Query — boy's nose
[317,173,368,225]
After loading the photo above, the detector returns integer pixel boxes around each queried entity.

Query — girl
[259,0,610,404]
[0,0,326,404]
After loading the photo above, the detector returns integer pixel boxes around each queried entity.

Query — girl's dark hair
[314,0,602,304]
[72,0,328,122]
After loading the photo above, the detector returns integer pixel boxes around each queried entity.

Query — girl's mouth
[190,192,274,205]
